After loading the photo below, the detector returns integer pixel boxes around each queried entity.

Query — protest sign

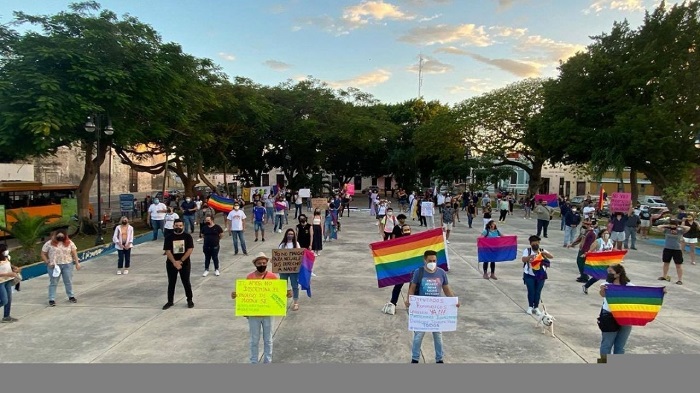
[234,279,288,317]
[610,192,632,213]
[299,189,311,198]
[271,248,305,273]
[408,295,459,332]
[311,198,328,211]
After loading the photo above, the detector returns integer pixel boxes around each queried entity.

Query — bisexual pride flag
[370,228,449,288]
[298,250,316,297]
[605,285,665,326]
[207,194,235,213]
[534,193,559,208]
[584,250,627,280]
[477,236,518,263]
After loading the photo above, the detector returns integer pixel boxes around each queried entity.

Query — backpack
[413,267,425,295]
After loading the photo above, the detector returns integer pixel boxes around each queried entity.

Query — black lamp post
[84,115,114,245]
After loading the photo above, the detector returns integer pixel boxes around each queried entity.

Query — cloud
[489,25,528,38]
[585,0,645,14]
[264,60,292,71]
[407,55,453,74]
[326,69,392,88]
[495,0,527,10]
[398,24,492,46]
[435,46,544,77]
[269,4,286,14]
[218,52,236,61]
[398,0,452,5]
[419,14,442,22]
[515,35,585,62]
[343,1,415,25]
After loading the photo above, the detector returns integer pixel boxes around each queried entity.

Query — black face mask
[56,236,65,241]
[531,244,539,251]
[606,273,616,283]
[174,228,184,234]
[206,222,213,226]
[121,221,128,225]
[256,265,267,273]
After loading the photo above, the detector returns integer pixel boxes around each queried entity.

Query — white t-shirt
[377,205,386,215]
[164,213,179,229]
[437,194,445,206]
[279,241,300,249]
[0,260,13,284]
[421,201,434,217]
[594,238,614,251]
[522,247,549,276]
[295,195,302,204]
[195,200,202,210]
[148,203,167,220]
[601,282,635,311]
[227,209,247,231]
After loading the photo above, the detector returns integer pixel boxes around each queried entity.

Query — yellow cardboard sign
[234,279,288,317]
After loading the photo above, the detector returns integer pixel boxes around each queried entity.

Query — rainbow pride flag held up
[477,236,518,263]
[534,193,559,208]
[605,285,665,326]
[207,194,235,214]
[370,228,449,288]
[584,250,627,280]
[298,250,316,297]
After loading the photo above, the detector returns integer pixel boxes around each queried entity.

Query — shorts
[683,237,698,244]
[443,222,454,230]
[610,231,625,242]
[377,214,385,221]
[254,221,263,232]
[640,220,650,227]
[662,248,683,264]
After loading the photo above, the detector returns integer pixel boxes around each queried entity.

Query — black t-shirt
[163,232,194,264]
[200,224,223,247]
[297,223,312,248]
[181,201,197,216]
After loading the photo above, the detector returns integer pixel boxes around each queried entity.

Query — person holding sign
[231,252,292,364]
[278,229,302,311]
[405,250,460,364]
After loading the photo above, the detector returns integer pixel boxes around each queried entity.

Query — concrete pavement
[1,209,699,363]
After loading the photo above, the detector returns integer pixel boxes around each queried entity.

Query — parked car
[570,195,600,209]
[638,195,666,207]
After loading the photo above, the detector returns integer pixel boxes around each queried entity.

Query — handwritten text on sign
[610,192,632,213]
[271,248,305,273]
[408,296,459,332]
[235,279,288,317]
[311,198,328,211]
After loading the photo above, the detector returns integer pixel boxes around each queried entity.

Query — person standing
[379,208,399,241]
[232,252,292,364]
[252,200,267,242]
[180,196,197,234]
[654,219,691,285]
[196,202,216,242]
[147,198,168,241]
[534,200,553,238]
[41,229,82,306]
[521,235,554,316]
[226,202,248,256]
[609,212,628,250]
[681,214,698,265]
[441,202,455,244]
[563,205,582,248]
[162,219,195,310]
[481,220,502,279]
[623,207,640,250]
[311,209,324,256]
[498,197,509,222]
[293,192,303,220]
[273,196,286,234]
[466,200,476,229]
[0,244,20,323]
[582,229,615,294]
[265,194,275,225]
[405,250,460,363]
[113,216,134,275]
[296,214,313,250]
[573,221,597,283]
[639,208,652,239]
[201,215,224,277]
[278,229,301,311]
[381,215,411,315]
[421,199,435,229]
[482,204,493,230]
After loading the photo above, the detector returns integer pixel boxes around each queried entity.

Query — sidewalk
[1,210,699,363]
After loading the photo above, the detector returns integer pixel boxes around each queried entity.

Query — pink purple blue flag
[298,249,316,297]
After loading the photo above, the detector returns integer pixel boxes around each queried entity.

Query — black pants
[419,216,427,226]
[390,283,404,305]
[383,232,393,241]
[483,262,495,274]
[499,210,508,221]
[537,219,550,237]
[166,261,193,303]
[203,245,220,271]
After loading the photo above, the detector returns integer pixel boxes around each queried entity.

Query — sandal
[292,304,299,311]
[676,281,683,285]
[658,276,670,281]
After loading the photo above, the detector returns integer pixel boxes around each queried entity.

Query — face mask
[606,273,616,283]
[387,212,393,216]
[154,199,159,204]
[2,250,8,257]
[256,265,267,273]
[531,244,539,251]
[603,234,610,240]
[121,220,128,225]
[174,228,184,234]
[233,206,239,210]
[287,235,294,241]
[206,222,213,226]
[426,262,437,271]
[56,235,65,241]
[186,198,191,202]
[300,219,306,224]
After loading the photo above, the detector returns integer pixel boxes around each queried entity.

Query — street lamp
[84,114,114,245]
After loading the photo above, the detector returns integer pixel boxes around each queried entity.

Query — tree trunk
[526,159,545,197]
[77,141,107,220]
[197,165,217,192]
[629,169,639,203]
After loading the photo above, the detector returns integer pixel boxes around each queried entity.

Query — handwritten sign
[271,248,305,273]
[408,296,459,332]
[345,184,355,195]
[610,192,632,213]
[299,189,311,198]
[235,279,288,317]
[311,198,328,211]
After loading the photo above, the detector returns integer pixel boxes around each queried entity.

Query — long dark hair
[51,229,71,247]
[279,228,297,248]
[609,264,630,285]
[0,244,8,261]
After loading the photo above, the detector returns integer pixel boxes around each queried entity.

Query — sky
[0,0,684,105]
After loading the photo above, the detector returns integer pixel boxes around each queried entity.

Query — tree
[0,211,69,265]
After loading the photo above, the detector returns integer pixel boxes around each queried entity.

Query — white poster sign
[299,188,311,198]
[408,296,458,332]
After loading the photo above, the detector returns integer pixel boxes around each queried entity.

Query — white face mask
[426,262,437,271]
[2,250,8,257]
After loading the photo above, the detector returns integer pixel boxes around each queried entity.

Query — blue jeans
[182,215,196,234]
[467,214,473,228]
[279,273,299,300]
[523,273,545,308]
[232,230,247,254]
[151,219,164,240]
[0,280,14,318]
[411,331,444,362]
[248,316,273,363]
[294,204,302,219]
[624,227,637,248]
[48,263,74,301]
[564,226,576,246]
[274,215,284,232]
[536,219,549,237]
[600,324,632,355]
[254,221,264,234]
[266,207,274,223]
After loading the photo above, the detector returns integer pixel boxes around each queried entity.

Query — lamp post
[84,115,114,245]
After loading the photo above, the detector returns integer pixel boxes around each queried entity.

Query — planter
[18,232,154,281]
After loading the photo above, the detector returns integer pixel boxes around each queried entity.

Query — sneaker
[69,297,77,303]
[1,317,18,323]
[490,274,498,280]
[483,273,489,279]
[526,307,533,315]
[203,270,209,277]
[187,300,194,308]
[197,238,202,242]
[436,360,444,364]
[123,270,129,275]
[215,270,220,276]
[631,247,637,250]
[49,300,56,307]
[254,238,258,242]
[446,240,450,244]
[582,285,588,295]
[534,308,542,316]
[162,302,174,310]
[311,272,317,277]
[411,359,419,363]
[382,303,396,315]
[117,270,122,275]
[262,238,265,242]
[658,276,671,281]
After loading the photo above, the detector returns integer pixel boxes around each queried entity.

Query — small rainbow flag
[207,194,235,213]
[605,285,665,326]
[477,236,518,263]
[584,250,627,280]
[298,250,316,297]
[370,228,449,288]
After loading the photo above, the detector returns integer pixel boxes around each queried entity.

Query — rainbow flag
[605,285,665,326]
[298,250,316,297]
[534,193,559,208]
[584,250,627,280]
[370,228,449,288]
[477,236,517,263]
[207,194,235,213]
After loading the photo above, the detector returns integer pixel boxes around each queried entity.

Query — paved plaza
[1,208,700,363]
